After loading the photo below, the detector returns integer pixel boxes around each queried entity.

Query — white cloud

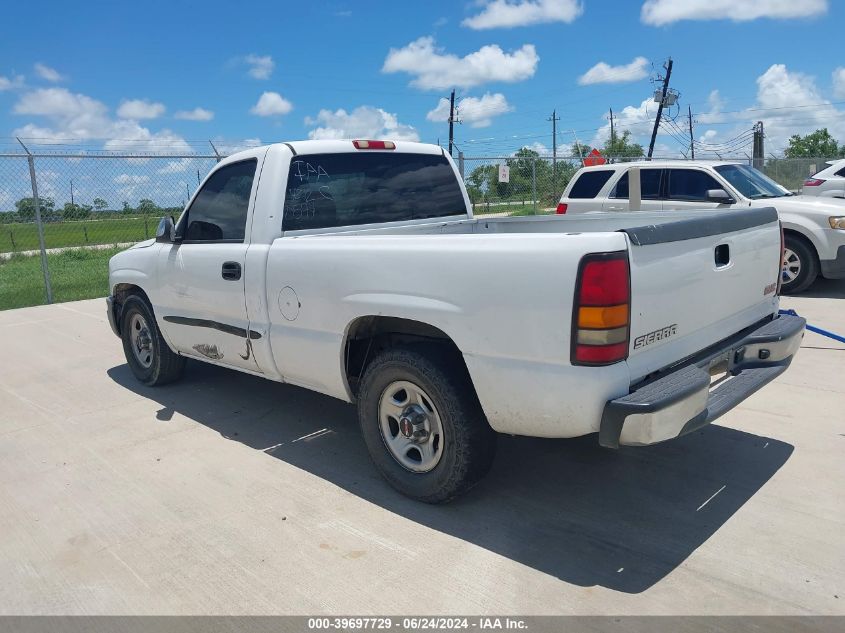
[114,174,150,185]
[589,98,654,148]
[427,92,513,128]
[174,107,214,121]
[212,138,263,155]
[250,91,293,116]
[833,67,845,100]
[34,63,64,82]
[382,37,538,90]
[0,74,25,91]
[578,57,649,85]
[117,99,166,120]
[244,54,274,80]
[641,0,827,25]
[306,106,419,141]
[12,87,191,153]
[463,0,583,29]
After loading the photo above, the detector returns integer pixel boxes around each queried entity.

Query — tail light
[556,203,568,214]
[803,178,825,187]
[777,222,785,295]
[572,252,630,365]
[353,140,395,150]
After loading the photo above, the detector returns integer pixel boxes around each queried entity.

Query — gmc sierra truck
[107,140,804,502]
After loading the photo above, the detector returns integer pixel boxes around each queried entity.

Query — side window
[568,170,614,199]
[835,166,845,177]
[610,169,663,199]
[181,159,257,242]
[667,169,722,202]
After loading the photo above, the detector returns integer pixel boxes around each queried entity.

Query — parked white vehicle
[803,159,845,199]
[107,141,804,502]
[557,161,845,293]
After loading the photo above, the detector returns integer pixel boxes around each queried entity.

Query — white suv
[557,161,845,294]
[803,160,845,199]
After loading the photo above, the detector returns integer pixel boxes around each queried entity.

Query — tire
[357,346,497,503]
[781,235,818,295]
[120,295,186,386]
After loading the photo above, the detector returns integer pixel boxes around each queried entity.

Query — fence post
[144,217,149,239]
[458,151,465,180]
[531,158,537,214]
[17,138,53,304]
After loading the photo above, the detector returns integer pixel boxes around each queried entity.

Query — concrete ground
[0,283,843,615]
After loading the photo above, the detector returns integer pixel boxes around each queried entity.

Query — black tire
[120,295,186,386]
[357,346,497,503]
[781,235,818,295]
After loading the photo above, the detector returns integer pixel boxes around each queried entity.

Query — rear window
[282,152,466,231]
[568,170,614,199]
[610,169,663,199]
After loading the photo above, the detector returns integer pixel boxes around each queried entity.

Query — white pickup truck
[557,160,845,293]
[107,140,804,502]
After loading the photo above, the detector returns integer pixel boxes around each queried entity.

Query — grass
[0,216,156,253]
[0,246,122,310]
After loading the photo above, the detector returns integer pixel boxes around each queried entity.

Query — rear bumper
[820,245,845,279]
[599,313,805,448]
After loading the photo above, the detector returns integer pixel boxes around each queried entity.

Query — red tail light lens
[572,252,630,366]
[556,203,568,214]
[803,178,825,186]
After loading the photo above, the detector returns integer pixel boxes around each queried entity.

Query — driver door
[156,158,262,371]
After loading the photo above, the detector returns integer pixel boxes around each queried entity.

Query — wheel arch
[342,315,475,401]
[110,283,150,336]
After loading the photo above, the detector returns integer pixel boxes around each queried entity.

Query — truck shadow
[108,361,793,594]
[798,277,845,299]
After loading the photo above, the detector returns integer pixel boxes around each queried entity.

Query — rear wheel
[781,235,818,295]
[120,295,185,386]
[357,347,497,503]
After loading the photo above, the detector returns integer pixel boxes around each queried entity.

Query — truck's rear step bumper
[599,313,805,448]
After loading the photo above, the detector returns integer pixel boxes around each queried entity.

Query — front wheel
[357,347,497,503]
[781,235,818,295]
[120,295,185,386]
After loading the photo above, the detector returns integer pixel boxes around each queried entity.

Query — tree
[137,198,160,214]
[122,201,133,213]
[784,128,844,158]
[93,197,108,211]
[603,130,644,161]
[569,142,593,160]
[62,202,92,220]
[14,196,55,222]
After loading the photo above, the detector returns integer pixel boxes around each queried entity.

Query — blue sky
[0,0,842,158]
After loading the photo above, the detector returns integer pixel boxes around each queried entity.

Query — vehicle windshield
[713,164,792,199]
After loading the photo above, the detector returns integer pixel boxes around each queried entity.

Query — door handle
[221,261,241,281]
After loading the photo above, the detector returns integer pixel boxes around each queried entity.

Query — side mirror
[155,216,176,243]
[706,188,736,204]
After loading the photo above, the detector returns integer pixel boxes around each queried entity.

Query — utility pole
[547,109,560,183]
[70,179,74,205]
[688,105,695,160]
[609,108,615,162]
[647,57,673,159]
[752,121,764,169]
[448,89,456,157]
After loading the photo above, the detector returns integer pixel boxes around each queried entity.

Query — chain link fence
[1,147,841,310]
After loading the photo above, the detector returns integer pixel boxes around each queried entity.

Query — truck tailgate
[624,207,781,382]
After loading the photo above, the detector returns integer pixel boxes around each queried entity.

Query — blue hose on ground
[779,308,845,344]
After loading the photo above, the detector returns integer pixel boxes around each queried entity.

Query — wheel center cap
[399,405,429,442]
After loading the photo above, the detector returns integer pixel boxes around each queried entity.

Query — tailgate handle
[715,244,730,267]
[221,261,242,281]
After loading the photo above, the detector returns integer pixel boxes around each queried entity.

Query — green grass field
[0,247,121,310]
[0,216,156,253]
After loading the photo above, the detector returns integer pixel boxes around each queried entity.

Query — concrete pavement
[0,286,842,615]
